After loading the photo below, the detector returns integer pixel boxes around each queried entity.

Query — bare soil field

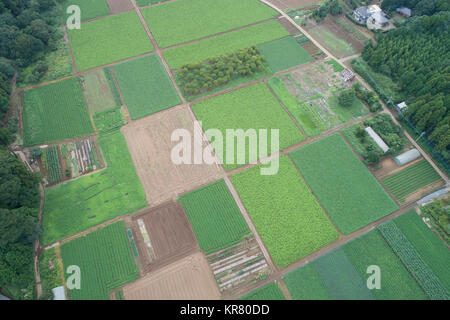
[373,157,422,179]
[122,252,221,300]
[106,0,134,14]
[278,17,301,36]
[129,201,198,273]
[268,0,323,11]
[121,105,223,205]
[207,236,271,298]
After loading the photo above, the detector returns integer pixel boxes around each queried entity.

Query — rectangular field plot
[130,201,198,273]
[122,252,221,300]
[121,105,222,205]
[284,229,426,300]
[163,20,289,69]
[67,11,153,71]
[382,160,443,202]
[62,0,110,22]
[343,230,427,300]
[257,37,313,73]
[113,54,181,119]
[179,180,251,254]
[378,221,449,300]
[231,156,338,267]
[192,83,304,170]
[206,237,271,295]
[240,282,285,300]
[141,0,278,48]
[289,134,398,234]
[80,68,122,114]
[93,107,124,133]
[393,210,450,294]
[267,61,368,137]
[22,78,94,146]
[61,221,139,300]
[42,131,147,245]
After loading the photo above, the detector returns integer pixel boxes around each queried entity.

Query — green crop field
[394,211,450,292]
[44,146,62,184]
[240,282,286,300]
[67,11,153,71]
[285,228,427,300]
[163,20,289,69]
[136,0,163,6]
[257,37,313,73]
[41,131,147,245]
[22,78,94,146]
[113,54,181,119]
[141,0,278,48]
[81,68,121,114]
[93,107,124,133]
[62,0,110,22]
[284,263,331,300]
[192,83,304,170]
[179,180,251,253]
[382,160,443,202]
[378,221,449,299]
[61,221,139,300]
[289,133,398,234]
[344,231,427,300]
[231,156,338,267]
[267,76,325,137]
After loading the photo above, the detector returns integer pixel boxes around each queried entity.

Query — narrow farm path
[33,183,45,298]
[259,0,449,183]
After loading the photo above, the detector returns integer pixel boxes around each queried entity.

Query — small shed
[341,69,355,82]
[52,286,67,300]
[396,7,412,18]
[365,127,389,153]
[394,149,421,166]
[396,101,408,113]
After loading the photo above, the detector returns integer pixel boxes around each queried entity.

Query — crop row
[45,146,62,184]
[378,221,449,300]
[382,161,442,200]
[61,221,139,300]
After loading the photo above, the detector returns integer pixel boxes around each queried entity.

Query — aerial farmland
[2,0,448,305]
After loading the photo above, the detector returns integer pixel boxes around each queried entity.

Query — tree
[338,89,356,108]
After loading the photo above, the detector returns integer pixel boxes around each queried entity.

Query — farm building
[341,69,355,82]
[353,5,382,23]
[396,101,408,113]
[52,286,67,300]
[365,127,389,153]
[367,11,389,30]
[396,7,412,18]
[394,149,421,166]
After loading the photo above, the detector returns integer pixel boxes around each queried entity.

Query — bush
[178,47,265,96]
[338,88,356,107]
[0,62,15,79]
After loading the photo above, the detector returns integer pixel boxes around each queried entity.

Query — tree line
[361,11,449,163]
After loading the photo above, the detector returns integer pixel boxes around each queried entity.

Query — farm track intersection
[23,0,448,300]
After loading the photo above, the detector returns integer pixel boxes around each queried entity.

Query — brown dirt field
[121,105,223,205]
[278,17,301,36]
[106,0,134,14]
[320,16,365,53]
[375,157,422,179]
[130,201,198,273]
[301,41,324,59]
[122,251,221,300]
[268,0,323,11]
